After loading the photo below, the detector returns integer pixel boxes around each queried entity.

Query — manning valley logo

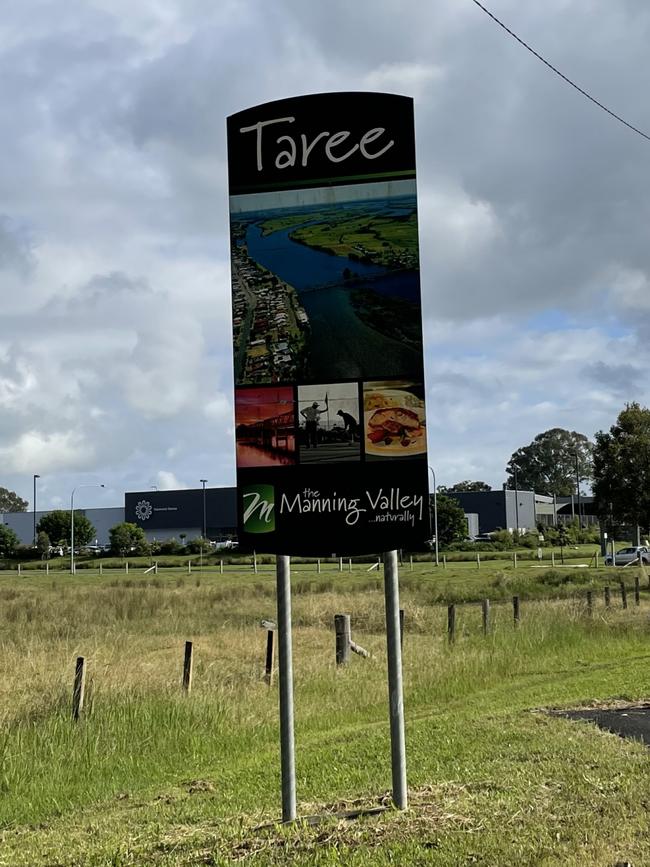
[242,485,275,533]
[135,499,153,522]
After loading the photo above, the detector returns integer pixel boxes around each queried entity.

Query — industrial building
[2,487,237,547]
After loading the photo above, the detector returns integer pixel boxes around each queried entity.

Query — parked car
[211,539,239,551]
[604,546,650,566]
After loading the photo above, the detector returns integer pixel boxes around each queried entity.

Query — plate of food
[364,389,426,456]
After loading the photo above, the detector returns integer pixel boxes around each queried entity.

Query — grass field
[1,560,649,865]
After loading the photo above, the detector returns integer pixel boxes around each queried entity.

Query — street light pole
[200,479,207,571]
[513,467,520,534]
[574,452,581,529]
[33,474,40,546]
[71,484,104,574]
[428,466,439,566]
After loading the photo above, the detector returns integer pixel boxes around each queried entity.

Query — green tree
[506,428,593,495]
[36,531,50,559]
[0,525,19,556]
[0,487,28,512]
[37,511,96,547]
[593,402,650,530]
[433,494,468,546]
[438,480,491,493]
[109,522,149,557]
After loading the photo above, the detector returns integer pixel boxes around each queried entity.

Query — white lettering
[239,119,395,171]
[324,130,359,163]
[360,127,394,160]
[243,492,275,524]
[301,131,330,166]
[239,116,295,171]
[275,135,297,169]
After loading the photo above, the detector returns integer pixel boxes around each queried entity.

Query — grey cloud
[584,361,644,396]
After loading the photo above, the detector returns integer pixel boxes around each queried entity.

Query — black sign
[125,489,236,531]
[228,92,429,555]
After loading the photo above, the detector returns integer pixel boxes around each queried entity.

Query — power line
[471,0,650,144]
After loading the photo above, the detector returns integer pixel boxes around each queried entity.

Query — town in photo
[230,179,423,386]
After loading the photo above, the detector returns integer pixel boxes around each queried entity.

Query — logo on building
[242,485,275,533]
[135,500,153,522]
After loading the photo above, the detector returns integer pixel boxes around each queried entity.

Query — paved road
[556,705,650,745]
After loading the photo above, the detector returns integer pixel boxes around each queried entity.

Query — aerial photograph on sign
[296,382,361,463]
[230,179,423,385]
[234,386,296,467]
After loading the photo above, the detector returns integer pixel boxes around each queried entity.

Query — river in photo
[240,197,422,380]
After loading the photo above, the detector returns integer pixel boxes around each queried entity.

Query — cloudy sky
[1,0,649,510]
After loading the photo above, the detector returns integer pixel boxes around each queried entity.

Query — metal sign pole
[383,549,407,809]
[276,554,296,821]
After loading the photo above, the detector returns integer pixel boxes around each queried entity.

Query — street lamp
[574,452,581,528]
[200,480,208,539]
[71,484,104,574]
[428,466,439,566]
[33,474,40,546]
[200,479,208,571]
[513,467,520,534]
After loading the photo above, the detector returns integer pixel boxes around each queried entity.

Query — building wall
[447,490,538,534]
[2,487,239,547]
[446,492,507,535]
[1,508,125,546]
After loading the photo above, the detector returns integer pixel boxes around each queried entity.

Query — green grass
[1,567,650,864]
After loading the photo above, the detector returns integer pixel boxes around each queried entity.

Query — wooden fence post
[513,595,520,627]
[620,581,628,610]
[188,560,192,574]
[72,656,86,721]
[604,586,611,608]
[513,552,518,569]
[99,562,102,576]
[442,555,447,569]
[551,552,555,567]
[125,562,128,575]
[476,552,481,569]
[635,574,640,606]
[317,559,321,574]
[447,604,456,643]
[182,641,193,692]
[348,558,352,572]
[335,614,351,666]
[46,562,49,576]
[595,552,599,568]
[17,564,21,576]
[586,590,593,617]
[482,598,490,635]
[409,555,413,571]
[339,557,343,572]
[264,630,275,686]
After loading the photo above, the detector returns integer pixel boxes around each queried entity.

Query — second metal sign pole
[383,549,407,809]
[276,554,297,822]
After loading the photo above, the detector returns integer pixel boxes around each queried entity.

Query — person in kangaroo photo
[336,409,359,442]
[301,399,328,448]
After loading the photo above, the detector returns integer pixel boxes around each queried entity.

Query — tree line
[0,515,213,559]
[438,402,650,534]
